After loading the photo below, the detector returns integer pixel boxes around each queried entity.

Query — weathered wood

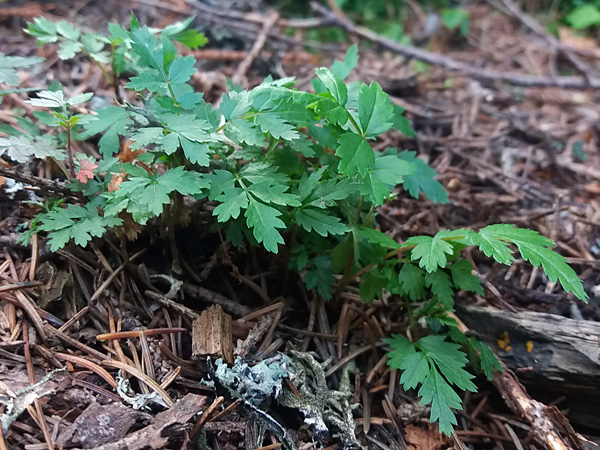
[457,304,600,430]
[192,305,234,364]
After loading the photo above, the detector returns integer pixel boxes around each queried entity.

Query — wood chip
[192,305,233,364]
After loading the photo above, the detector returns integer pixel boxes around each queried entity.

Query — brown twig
[189,396,224,439]
[208,398,243,422]
[136,0,340,51]
[55,352,118,389]
[144,290,199,320]
[14,291,48,342]
[310,2,600,89]
[453,312,585,450]
[488,0,600,80]
[96,328,186,341]
[22,323,53,450]
[182,283,252,317]
[45,324,109,360]
[0,165,73,197]
[0,281,43,294]
[232,11,280,86]
[493,362,584,450]
[101,360,174,407]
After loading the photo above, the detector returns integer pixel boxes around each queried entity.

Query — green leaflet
[357,82,394,137]
[161,17,208,49]
[247,182,301,207]
[304,255,335,300]
[245,199,285,254]
[254,113,298,140]
[0,53,43,87]
[315,68,348,105]
[417,336,477,393]
[449,260,483,295]
[387,334,475,436]
[359,154,415,205]
[335,133,374,177]
[168,55,196,84]
[331,44,358,80]
[356,227,400,250]
[418,368,462,436]
[26,18,84,60]
[0,135,65,163]
[79,107,130,156]
[105,167,207,223]
[296,208,350,237]
[407,233,455,272]
[360,267,387,302]
[471,338,503,380]
[399,352,430,390]
[397,263,426,301]
[214,187,248,222]
[397,151,448,203]
[425,270,454,307]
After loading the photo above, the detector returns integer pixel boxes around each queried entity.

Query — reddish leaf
[76,159,98,183]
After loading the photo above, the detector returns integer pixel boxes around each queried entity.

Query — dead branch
[310,2,600,89]
[487,0,600,82]
[232,11,280,87]
[136,0,340,52]
[0,165,73,197]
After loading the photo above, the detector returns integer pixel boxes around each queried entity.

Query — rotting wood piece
[457,305,600,387]
[457,304,600,431]
[91,393,207,450]
[492,363,585,450]
[192,305,234,364]
[56,401,144,448]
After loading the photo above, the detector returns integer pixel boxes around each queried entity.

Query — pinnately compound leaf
[472,225,587,300]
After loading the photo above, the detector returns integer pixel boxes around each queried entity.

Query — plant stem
[215,111,259,134]
[265,138,281,159]
[81,48,114,87]
[66,125,75,179]
[339,235,468,291]
[405,297,415,332]
[340,246,355,288]
[353,195,364,225]
[166,82,180,108]
[364,203,376,225]
[347,113,362,136]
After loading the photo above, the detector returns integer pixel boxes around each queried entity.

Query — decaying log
[457,304,600,430]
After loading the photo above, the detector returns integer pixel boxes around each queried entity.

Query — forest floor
[0,0,599,449]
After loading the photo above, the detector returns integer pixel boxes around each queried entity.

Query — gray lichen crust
[210,351,362,449]
[279,351,362,449]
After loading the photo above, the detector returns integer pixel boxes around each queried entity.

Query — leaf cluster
[25,15,207,83]
[0,52,44,105]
